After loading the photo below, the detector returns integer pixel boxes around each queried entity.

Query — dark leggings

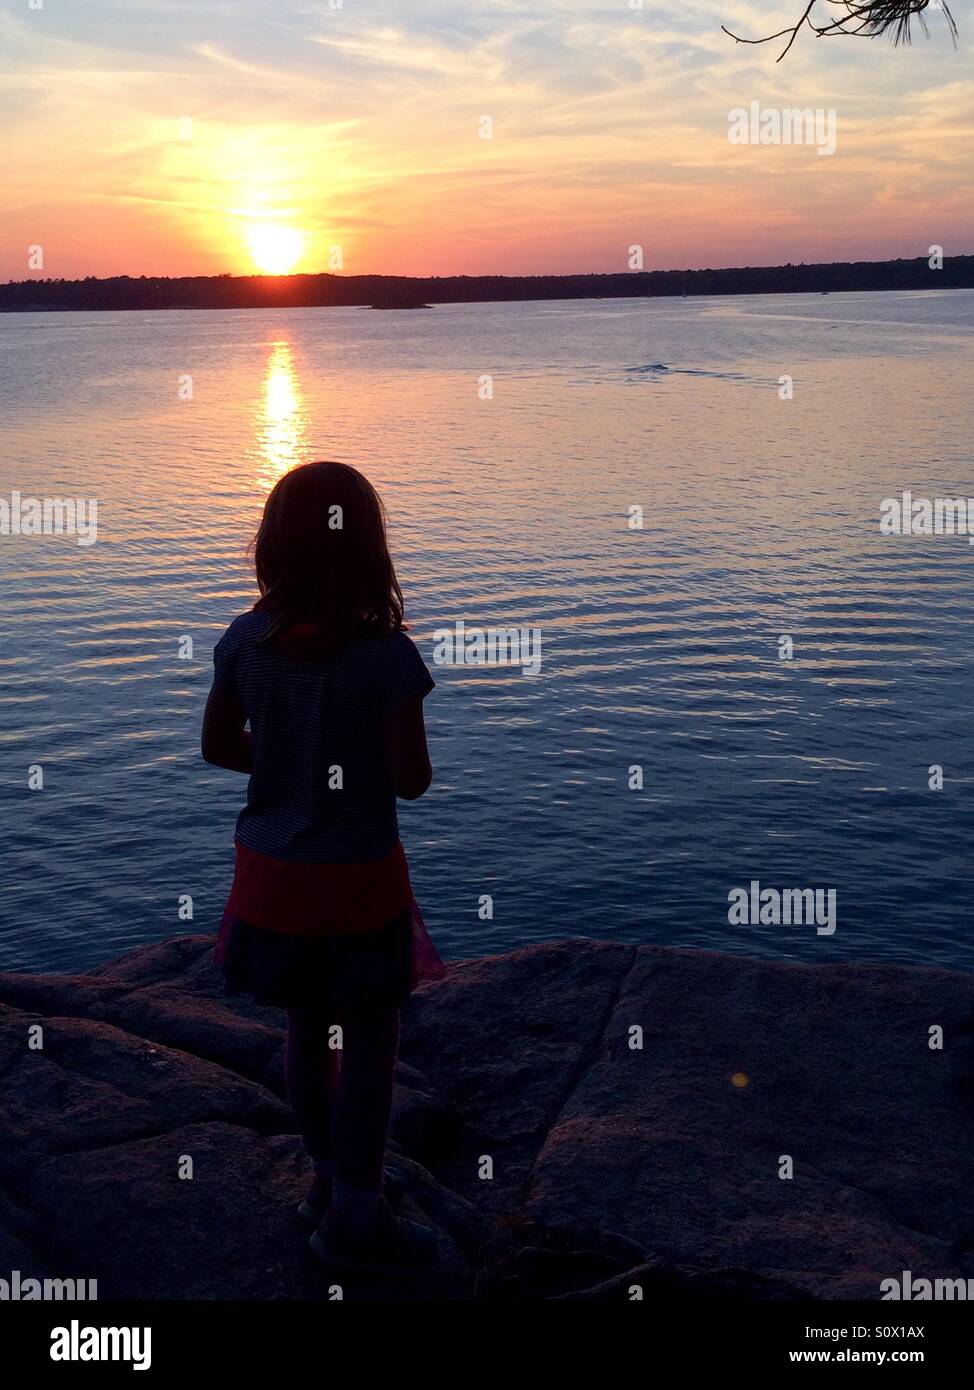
[285,1006,400,1189]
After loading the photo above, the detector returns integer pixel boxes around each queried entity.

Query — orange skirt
[215,840,447,984]
[226,840,412,936]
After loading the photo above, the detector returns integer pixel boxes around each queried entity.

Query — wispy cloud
[0,0,969,277]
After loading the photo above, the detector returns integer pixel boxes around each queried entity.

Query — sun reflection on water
[255,340,309,489]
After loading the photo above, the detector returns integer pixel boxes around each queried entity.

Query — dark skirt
[220,909,416,1011]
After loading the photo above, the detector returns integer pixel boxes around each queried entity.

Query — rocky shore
[0,936,971,1300]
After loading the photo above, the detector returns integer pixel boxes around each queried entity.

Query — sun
[245,223,306,275]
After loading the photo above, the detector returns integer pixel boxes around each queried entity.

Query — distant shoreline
[1,255,972,314]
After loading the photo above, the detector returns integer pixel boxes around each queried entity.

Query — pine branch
[722,0,958,59]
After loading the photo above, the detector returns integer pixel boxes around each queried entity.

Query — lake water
[1,291,973,974]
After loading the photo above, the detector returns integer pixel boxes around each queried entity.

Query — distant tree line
[1,257,971,314]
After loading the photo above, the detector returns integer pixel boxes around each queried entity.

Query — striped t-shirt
[212,610,435,865]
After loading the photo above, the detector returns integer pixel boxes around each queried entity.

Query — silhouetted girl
[203,460,441,1271]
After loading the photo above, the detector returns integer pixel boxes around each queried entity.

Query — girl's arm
[201,683,253,773]
[383,694,432,800]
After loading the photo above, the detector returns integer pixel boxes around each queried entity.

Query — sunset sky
[1,0,970,281]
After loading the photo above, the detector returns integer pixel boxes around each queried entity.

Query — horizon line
[6,250,974,290]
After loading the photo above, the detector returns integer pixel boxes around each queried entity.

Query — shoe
[309,1199,437,1273]
[297,1164,408,1225]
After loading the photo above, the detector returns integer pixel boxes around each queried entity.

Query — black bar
[1,1299,967,1374]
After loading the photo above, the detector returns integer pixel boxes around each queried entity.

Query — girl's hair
[251,461,404,650]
